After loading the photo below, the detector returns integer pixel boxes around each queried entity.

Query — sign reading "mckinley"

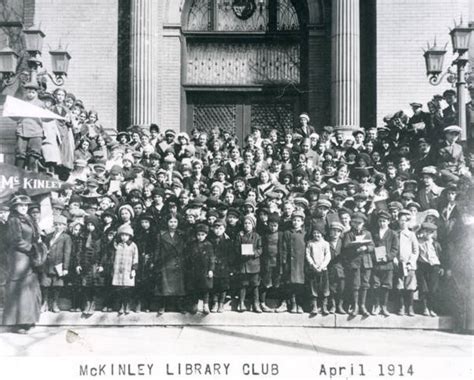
[0,163,63,202]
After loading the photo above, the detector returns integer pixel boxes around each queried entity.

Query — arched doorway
[181,0,308,143]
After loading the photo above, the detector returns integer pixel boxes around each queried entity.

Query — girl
[235,215,262,313]
[76,215,103,314]
[74,138,92,163]
[134,213,157,312]
[256,170,274,203]
[155,216,186,314]
[100,228,117,312]
[68,220,84,312]
[112,224,138,315]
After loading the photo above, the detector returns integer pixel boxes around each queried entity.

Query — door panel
[187,92,298,146]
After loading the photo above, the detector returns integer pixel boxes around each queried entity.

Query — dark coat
[135,229,157,284]
[342,229,375,269]
[261,231,284,272]
[371,228,399,270]
[78,233,103,287]
[155,230,186,296]
[3,212,41,326]
[189,240,215,291]
[281,229,306,284]
[42,231,72,287]
[235,231,262,274]
[68,233,84,286]
[328,238,345,278]
[210,234,235,278]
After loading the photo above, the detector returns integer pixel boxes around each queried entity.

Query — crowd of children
[4,85,474,319]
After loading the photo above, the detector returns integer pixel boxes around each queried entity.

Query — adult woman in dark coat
[154,215,186,314]
[2,195,41,333]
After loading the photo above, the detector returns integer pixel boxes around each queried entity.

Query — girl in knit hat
[112,224,138,315]
[235,214,262,313]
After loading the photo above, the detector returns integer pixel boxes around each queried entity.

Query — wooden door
[186,92,299,145]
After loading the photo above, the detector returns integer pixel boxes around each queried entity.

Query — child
[260,213,284,312]
[342,212,374,317]
[235,214,262,313]
[112,224,138,315]
[281,210,307,313]
[370,210,399,317]
[155,216,186,314]
[68,220,84,312]
[306,225,331,315]
[189,224,215,314]
[76,215,103,315]
[396,210,419,316]
[416,222,443,317]
[327,221,347,314]
[41,215,72,313]
[134,213,157,312]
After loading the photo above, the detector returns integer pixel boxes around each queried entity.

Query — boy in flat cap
[327,222,347,314]
[209,219,234,313]
[342,212,375,317]
[416,223,443,317]
[395,210,419,316]
[188,223,215,314]
[370,210,399,316]
[281,210,307,313]
[40,215,72,313]
[15,82,45,171]
[306,223,331,315]
[260,212,284,312]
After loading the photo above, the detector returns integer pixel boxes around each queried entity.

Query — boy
[210,219,234,313]
[41,215,72,313]
[236,215,262,313]
[342,212,374,317]
[281,210,307,313]
[327,221,347,314]
[260,213,284,312]
[15,81,44,171]
[370,210,399,316]
[306,225,331,315]
[189,224,215,314]
[396,210,419,316]
[416,223,443,317]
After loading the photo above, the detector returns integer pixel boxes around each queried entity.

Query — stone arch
[178,0,325,29]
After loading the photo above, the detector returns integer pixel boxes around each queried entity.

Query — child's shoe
[261,303,273,313]
[203,303,210,314]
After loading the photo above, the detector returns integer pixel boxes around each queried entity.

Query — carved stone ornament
[232,0,257,20]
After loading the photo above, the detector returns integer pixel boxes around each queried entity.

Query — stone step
[0,310,454,330]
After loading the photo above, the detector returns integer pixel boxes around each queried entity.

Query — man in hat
[442,89,458,127]
[157,129,176,158]
[370,210,399,316]
[294,112,316,138]
[408,102,431,137]
[14,81,45,171]
[438,125,466,174]
[418,166,444,211]
[412,138,437,174]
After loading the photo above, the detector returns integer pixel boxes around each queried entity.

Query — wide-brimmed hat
[10,195,32,208]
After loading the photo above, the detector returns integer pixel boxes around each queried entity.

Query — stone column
[331,0,360,131]
[130,0,159,126]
